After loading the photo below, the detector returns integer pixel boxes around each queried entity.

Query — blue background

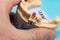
[41,0,60,40]
[11,0,60,40]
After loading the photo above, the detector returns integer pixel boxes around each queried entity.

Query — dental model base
[16,0,60,29]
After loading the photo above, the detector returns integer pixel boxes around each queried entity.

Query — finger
[13,0,20,5]
[9,0,21,8]
[13,0,20,4]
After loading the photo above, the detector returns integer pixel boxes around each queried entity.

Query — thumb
[16,28,55,40]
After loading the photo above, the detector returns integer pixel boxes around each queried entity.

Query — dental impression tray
[16,0,60,29]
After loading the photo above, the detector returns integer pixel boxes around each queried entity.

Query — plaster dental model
[16,0,60,29]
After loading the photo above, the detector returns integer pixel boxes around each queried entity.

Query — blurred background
[41,0,60,40]
[11,0,60,40]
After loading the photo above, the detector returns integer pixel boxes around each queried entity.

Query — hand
[0,0,55,40]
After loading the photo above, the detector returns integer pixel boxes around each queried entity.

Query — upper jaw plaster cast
[15,0,60,29]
